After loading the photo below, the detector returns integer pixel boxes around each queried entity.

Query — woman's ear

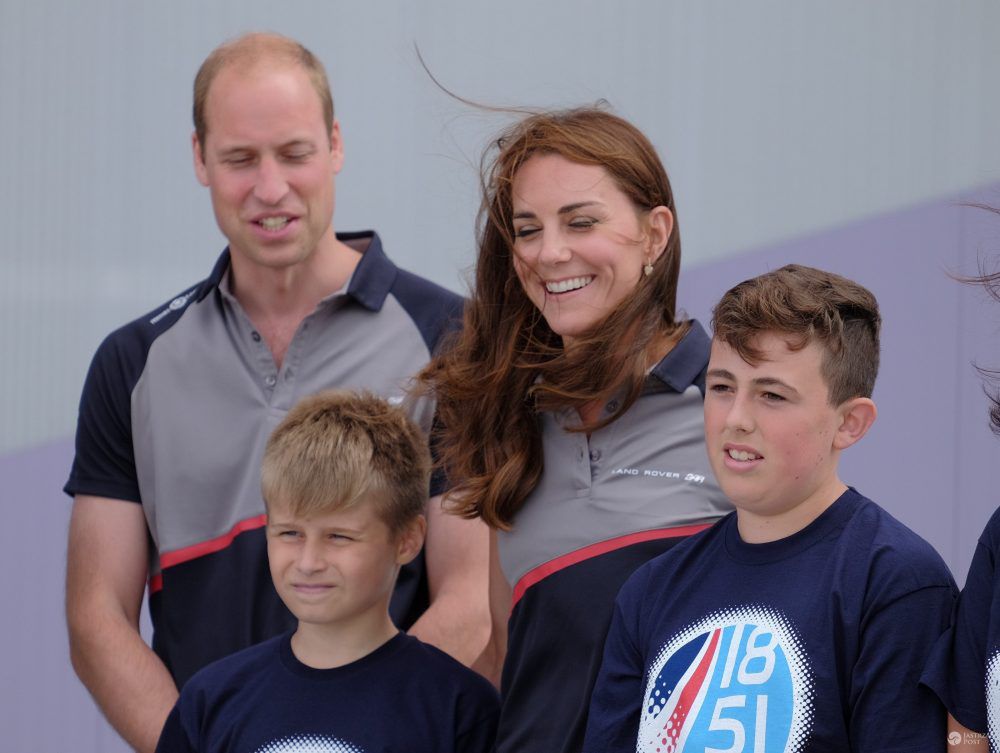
[646,206,674,263]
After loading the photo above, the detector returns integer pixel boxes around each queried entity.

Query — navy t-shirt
[583,488,956,753]
[923,506,1000,748]
[155,631,499,753]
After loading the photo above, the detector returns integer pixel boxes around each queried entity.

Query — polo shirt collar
[195,249,231,303]
[342,231,397,312]
[649,319,711,392]
[194,230,399,311]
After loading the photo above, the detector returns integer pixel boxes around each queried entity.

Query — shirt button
[251,331,261,342]
[605,399,619,413]
[264,375,276,387]
[590,449,602,462]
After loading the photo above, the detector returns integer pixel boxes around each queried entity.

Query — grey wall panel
[4,2,1000,455]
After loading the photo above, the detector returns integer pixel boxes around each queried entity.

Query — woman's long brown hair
[419,107,687,529]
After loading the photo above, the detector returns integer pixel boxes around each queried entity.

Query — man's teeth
[259,217,290,231]
[728,449,760,461]
[546,276,593,294]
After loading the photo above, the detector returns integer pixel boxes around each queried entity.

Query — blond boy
[156,391,498,753]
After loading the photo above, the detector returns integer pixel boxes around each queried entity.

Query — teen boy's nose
[723,394,756,434]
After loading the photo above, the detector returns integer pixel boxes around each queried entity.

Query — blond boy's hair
[261,390,428,534]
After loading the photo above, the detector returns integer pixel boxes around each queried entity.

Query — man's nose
[253,157,289,205]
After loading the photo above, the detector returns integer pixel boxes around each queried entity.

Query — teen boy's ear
[395,515,428,566]
[832,397,878,451]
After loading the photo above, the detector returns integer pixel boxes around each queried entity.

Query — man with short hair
[64,32,489,753]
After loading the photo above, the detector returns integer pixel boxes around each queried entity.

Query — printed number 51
[705,694,768,753]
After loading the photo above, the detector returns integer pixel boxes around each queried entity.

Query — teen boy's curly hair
[712,264,881,406]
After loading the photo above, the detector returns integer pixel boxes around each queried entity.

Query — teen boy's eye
[708,383,733,395]
[761,391,786,402]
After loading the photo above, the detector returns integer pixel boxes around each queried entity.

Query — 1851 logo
[639,607,814,753]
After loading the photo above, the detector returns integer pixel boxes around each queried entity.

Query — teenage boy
[582,264,956,752]
[155,391,499,753]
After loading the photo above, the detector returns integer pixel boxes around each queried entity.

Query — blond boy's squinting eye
[761,391,786,402]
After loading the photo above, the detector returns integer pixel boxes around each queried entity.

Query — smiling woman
[418,106,731,753]
[509,154,673,347]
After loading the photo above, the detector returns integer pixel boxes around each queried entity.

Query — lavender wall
[678,187,1000,575]
[7,186,1000,749]
[2,439,131,752]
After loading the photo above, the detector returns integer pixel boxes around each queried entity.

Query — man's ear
[329,118,344,174]
[833,397,877,450]
[192,132,209,187]
[646,206,674,263]
[395,515,427,566]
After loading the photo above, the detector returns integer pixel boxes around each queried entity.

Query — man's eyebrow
[512,201,603,221]
[706,368,735,380]
[279,139,316,150]
[217,145,253,157]
[216,139,316,156]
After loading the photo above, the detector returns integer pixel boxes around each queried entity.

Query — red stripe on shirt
[668,626,720,745]
[511,523,711,608]
[158,514,268,572]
